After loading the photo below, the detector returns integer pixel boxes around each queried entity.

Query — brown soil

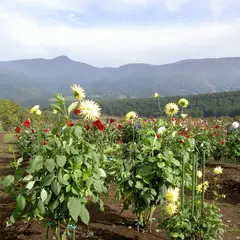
[0,134,239,240]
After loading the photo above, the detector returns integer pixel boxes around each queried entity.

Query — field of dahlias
[0,85,240,240]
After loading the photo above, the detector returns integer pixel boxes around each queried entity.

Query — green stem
[37,117,41,153]
[146,206,156,232]
[181,155,185,209]
[157,97,161,116]
[72,228,76,240]
[191,155,196,217]
[132,121,135,143]
[45,225,49,240]
[201,152,206,218]
[56,221,61,240]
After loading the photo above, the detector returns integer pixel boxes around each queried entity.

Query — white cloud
[163,0,192,12]
[0,9,240,67]
[208,0,240,16]
[0,0,240,66]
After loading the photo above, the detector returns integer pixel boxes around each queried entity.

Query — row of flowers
[3,84,232,240]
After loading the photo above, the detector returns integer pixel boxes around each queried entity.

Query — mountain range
[1,56,240,106]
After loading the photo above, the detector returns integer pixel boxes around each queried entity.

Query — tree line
[97,91,240,118]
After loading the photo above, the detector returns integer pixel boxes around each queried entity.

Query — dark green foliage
[98,91,240,118]
[0,98,55,131]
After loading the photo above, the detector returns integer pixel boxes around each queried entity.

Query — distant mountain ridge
[1,56,240,104]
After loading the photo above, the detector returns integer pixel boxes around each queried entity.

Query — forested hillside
[0,99,54,131]
[98,91,240,118]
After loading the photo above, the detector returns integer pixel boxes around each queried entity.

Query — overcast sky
[0,0,240,67]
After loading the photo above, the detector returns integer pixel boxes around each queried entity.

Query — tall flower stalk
[191,154,197,217]
[201,152,206,218]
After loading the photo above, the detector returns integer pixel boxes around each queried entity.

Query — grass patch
[229,227,240,233]
[3,133,15,144]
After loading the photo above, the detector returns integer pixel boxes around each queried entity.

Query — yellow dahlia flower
[35,109,42,116]
[154,92,159,98]
[178,98,189,108]
[71,84,85,100]
[213,166,223,175]
[79,100,101,121]
[196,181,209,193]
[30,105,39,113]
[165,187,180,203]
[125,111,137,121]
[165,203,178,216]
[165,102,179,116]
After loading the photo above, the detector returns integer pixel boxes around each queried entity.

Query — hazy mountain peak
[52,55,71,62]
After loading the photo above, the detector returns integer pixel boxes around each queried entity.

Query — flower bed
[2,86,240,240]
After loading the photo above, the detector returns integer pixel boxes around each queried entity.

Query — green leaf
[56,155,66,167]
[60,194,65,203]
[65,146,70,155]
[171,159,181,167]
[22,175,33,182]
[94,180,103,192]
[29,155,43,173]
[58,169,69,185]
[40,189,48,202]
[50,199,59,211]
[63,174,71,181]
[68,102,79,115]
[3,175,15,187]
[51,180,61,196]
[51,103,64,114]
[43,173,55,186]
[70,146,78,155]
[55,138,61,148]
[157,162,165,168]
[170,232,179,238]
[135,181,143,189]
[74,126,82,138]
[16,195,26,211]
[66,185,71,192]
[37,200,45,215]
[26,181,35,190]
[79,204,90,225]
[67,197,81,222]
[74,169,82,180]
[44,159,55,172]
[166,174,174,184]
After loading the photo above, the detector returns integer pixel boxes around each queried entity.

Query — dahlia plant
[159,153,225,240]
[226,122,240,162]
[3,85,108,240]
[110,109,194,231]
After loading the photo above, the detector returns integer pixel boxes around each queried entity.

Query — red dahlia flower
[32,129,35,134]
[109,118,115,123]
[97,123,105,131]
[93,120,105,131]
[44,128,49,133]
[23,119,31,127]
[68,122,75,127]
[15,126,21,133]
[74,108,81,114]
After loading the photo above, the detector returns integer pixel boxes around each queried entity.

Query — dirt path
[0,134,239,240]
